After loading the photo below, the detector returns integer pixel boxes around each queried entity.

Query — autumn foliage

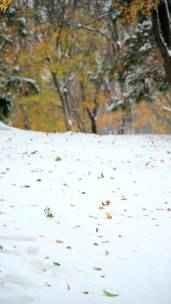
[113,0,161,20]
[0,0,12,12]
[0,0,171,134]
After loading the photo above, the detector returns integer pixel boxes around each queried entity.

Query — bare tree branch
[68,22,115,47]
[81,12,112,26]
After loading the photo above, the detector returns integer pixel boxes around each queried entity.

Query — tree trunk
[19,104,30,130]
[87,108,98,134]
[119,100,132,134]
[152,0,171,86]
[51,72,72,131]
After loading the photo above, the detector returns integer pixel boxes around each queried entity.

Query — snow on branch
[163,106,171,113]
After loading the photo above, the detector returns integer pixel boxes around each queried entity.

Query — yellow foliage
[0,0,12,12]
[83,98,96,110]
[113,0,161,21]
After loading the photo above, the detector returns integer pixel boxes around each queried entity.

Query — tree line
[0,0,171,134]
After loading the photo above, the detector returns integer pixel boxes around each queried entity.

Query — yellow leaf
[106,212,113,220]
[0,0,12,12]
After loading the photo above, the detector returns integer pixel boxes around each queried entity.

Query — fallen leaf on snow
[53,261,61,267]
[121,196,127,201]
[106,213,113,220]
[102,290,119,297]
[82,290,89,295]
[70,204,76,207]
[89,215,98,219]
[30,150,38,154]
[45,282,52,287]
[93,267,102,271]
[55,240,64,244]
[102,200,111,207]
[55,156,62,161]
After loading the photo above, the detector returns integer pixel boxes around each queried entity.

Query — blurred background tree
[0,0,171,134]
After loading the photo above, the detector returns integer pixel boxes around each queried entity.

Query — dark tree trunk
[80,81,98,133]
[152,0,171,86]
[87,108,98,134]
[158,0,171,47]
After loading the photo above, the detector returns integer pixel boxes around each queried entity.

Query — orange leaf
[55,240,64,244]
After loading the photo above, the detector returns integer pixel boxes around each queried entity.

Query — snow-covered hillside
[0,126,171,304]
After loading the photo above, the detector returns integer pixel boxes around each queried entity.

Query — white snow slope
[0,126,171,304]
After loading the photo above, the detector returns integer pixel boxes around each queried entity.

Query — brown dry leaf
[102,200,112,206]
[82,290,89,295]
[55,240,64,244]
[70,204,76,207]
[93,267,102,271]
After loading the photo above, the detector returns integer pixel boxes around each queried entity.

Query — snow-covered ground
[0,125,171,304]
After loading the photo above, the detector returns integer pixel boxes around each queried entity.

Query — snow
[0,125,171,304]
[167,49,171,57]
